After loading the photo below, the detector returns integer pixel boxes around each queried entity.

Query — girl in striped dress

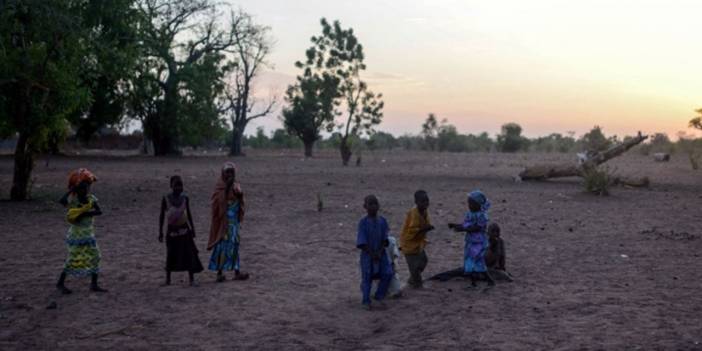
[56,168,107,294]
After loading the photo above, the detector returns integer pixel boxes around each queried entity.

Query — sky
[231,0,702,139]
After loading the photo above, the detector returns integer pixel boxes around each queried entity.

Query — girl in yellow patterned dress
[56,168,107,294]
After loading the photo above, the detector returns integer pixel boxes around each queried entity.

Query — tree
[67,0,140,143]
[221,10,276,156]
[421,113,443,151]
[282,18,383,161]
[497,123,526,152]
[312,19,383,165]
[282,62,340,157]
[135,0,239,155]
[1,0,93,200]
[579,125,612,153]
[690,108,702,131]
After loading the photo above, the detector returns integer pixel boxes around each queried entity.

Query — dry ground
[0,150,700,350]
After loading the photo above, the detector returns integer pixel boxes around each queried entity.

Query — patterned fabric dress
[64,195,101,276]
[462,210,489,274]
[165,194,203,273]
[208,200,241,271]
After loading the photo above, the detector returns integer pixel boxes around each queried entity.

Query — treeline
[243,117,702,156]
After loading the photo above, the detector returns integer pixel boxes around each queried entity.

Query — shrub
[497,123,528,152]
[582,166,613,196]
[579,126,613,152]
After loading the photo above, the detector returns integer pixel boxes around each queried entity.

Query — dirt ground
[0,150,700,350]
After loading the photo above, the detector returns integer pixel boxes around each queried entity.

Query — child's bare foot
[56,285,72,295]
[361,303,371,311]
[216,274,226,283]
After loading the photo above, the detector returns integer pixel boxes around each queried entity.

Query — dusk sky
[233,0,702,139]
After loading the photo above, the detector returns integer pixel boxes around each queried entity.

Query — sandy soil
[0,150,700,350]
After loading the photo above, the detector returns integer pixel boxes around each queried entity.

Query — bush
[579,126,613,152]
[366,131,396,150]
[497,123,528,152]
[582,166,613,196]
[531,133,577,153]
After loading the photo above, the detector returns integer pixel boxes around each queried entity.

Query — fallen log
[519,132,649,182]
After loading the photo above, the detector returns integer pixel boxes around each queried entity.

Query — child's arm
[449,222,481,233]
[86,201,103,217]
[58,189,73,207]
[158,197,166,242]
[74,200,102,222]
[185,196,196,237]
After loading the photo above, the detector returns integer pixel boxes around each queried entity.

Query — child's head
[363,194,380,217]
[467,190,490,213]
[487,223,501,238]
[68,168,96,194]
[170,175,184,195]
[414,190,429,211]
[75,181,91,198]
[221,162,236,184]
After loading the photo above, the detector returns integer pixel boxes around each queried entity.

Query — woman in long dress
[207,162,249,282]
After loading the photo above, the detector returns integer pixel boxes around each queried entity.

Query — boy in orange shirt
[400,190,435,288]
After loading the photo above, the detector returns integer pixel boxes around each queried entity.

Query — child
[207,162,249,282]
[485,223,514,282]
[399,190,435,288]
[56,168,106,294]
[485,223,505,271]
[356,195,393,310]
[159,175,204,286]
[448,190,495,288]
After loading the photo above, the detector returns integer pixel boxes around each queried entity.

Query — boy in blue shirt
[356,195,393,310]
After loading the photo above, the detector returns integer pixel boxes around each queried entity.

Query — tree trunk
[154,78,180,156]
[518,132,649,181]
[340,137,352,166]
[303,140,314,157]
[10,131,34,200]
[230,125,245,156]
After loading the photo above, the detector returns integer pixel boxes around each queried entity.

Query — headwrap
[68,168,97,192]
[207,162,245,250]
[468,190,491,212]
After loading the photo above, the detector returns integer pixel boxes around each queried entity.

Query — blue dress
[462,211,489,273]
[356,216,393,304]
[208,201,241,271]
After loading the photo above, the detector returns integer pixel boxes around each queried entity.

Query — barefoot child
[207,162,249,282]
[356,195,393,310]
[448,190,495,288]
[399,190,435,288]
[159,175,204,286]
[56,168,107,294]
[485,223,513,282]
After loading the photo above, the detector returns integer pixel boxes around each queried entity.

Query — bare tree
[220,10,276,156]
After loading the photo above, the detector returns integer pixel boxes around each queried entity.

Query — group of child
[55,162,248,294]
[54,163,508,312]
[356,189,509,310]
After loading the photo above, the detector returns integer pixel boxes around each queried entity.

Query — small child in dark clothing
[159,175,204,286]
[356,195,394,310]
[485,223,513,282]
[485,223,506,271]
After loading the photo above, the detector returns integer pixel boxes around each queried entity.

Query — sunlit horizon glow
[233,0,702,139]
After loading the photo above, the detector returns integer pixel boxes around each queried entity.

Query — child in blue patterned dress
[448,190,495,288]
